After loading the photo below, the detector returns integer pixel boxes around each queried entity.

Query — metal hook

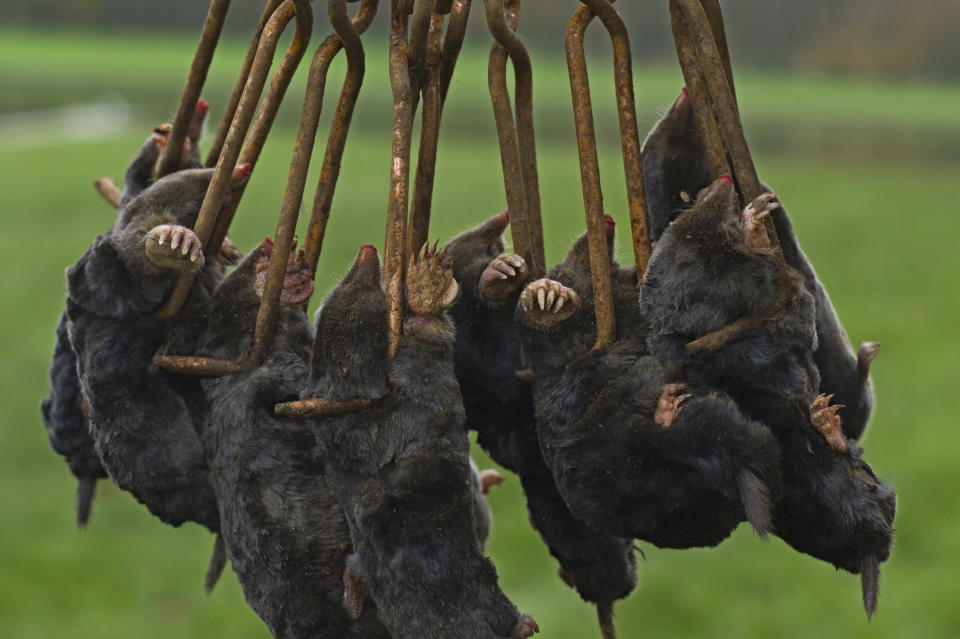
[153,0,313,323]
[155,0,232,179]
[159,0,383,378]
[408,0,473,256]
[484,0,545,279]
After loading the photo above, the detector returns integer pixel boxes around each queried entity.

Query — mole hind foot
[254,238,314,306]
[478,469,504,495]
[406,240,460,317]
[145,224,204,270]
[654,383,691,428]
[858,341,881,379]
[742,192,779,252]
[514,614,540,638]
[342,566,367,621]
[479,253,528,301]
[215,234,243,266]
[519,279,580,330]
[810,394,848,453]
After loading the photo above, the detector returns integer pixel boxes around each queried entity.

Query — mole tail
[204,534,227,595]
[597,601,617,639]
[75,477,97,530]
[738,470,773,539]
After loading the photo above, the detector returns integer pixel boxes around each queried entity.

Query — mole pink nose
[358,243,379,263]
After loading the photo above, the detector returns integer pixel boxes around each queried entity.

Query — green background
[2,16,958,639]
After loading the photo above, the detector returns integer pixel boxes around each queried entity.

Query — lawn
[2,24,958,639]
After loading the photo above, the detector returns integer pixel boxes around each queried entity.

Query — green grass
[3,26,959,639]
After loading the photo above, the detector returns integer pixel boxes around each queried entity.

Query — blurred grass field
[2,24,959,639]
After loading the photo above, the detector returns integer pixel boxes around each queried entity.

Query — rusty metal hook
[159,0,384,378]
[153,0,313,323]
[205,0,286,168]
[407,0,473,256]
[484,0,545,280]
[668,0,794,355]
[155,0,232,179]
[384,0,434,357]
[566,0,651,350]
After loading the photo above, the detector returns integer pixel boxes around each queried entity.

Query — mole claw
[545,288,556,310]
[537,287,546,310]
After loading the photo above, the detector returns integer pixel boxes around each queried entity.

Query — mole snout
[358,243,379,264]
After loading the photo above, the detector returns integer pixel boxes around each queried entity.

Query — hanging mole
[199,238,391,639]
[515,219,780,550]
[40,99,235,530]
[641,87,879,440]
[306,242,538,639]
[639,176,896,618]
[441,211,637,638]
[65,164,249,538]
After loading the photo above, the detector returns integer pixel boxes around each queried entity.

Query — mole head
[443,209,510,277]
[313,244,389,397]
[562,215,617,272]
[641,86,713,240]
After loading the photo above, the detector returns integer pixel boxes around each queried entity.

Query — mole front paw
[519,279,579,329]
[215,234,243,266]
[406,240,460,317]
[810,393,848,453]
[514,614,540,638]
[742,192,778,252]
[145,224,204,270]
[479,253,528,301]
[654,383,691,428]
[478,469,504,495]
[253,238,314,306]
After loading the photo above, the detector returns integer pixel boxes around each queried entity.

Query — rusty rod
[407,13,445,257]
[485,0,544,278]
[580,0,651,279]
[385,0,417,357]
[698,0,736,105]
[669,1,728,179]
[274,397,381,418]
[566,5,615,349]
[303,0,380,276]
[206,0,284,167]
[154,0,312,325]
[207,0,312,261]
[157,0,231,178]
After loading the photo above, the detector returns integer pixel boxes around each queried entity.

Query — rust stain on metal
[384,0,418,358]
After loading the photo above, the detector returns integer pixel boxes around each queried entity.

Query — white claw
[497,272,508,280]
[554,295,565,313]
[170,231,181,250]
[521,294,531,312]
[546,288,556,310]
[496,261,516,277]
[537,287,546,310]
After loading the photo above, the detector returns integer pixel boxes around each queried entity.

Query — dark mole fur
[306,245,529,639]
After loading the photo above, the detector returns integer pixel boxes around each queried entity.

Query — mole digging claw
[215,235,243,266]
[145,224,204,270]
[514,613,540,638]
[254,239,314,306]
[480,253,529,301]
[809,393,848,453]
[858,341,881,379]
[557,565,575,589]
[742,192,779,252]
[406,239,460,317]
[478,469,504,495]
[519,279,580,330]
[341,566,367,621]
[861,554,880,621]
[654,383,691,428]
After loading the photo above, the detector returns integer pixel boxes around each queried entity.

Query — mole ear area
[66,235,166,318]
